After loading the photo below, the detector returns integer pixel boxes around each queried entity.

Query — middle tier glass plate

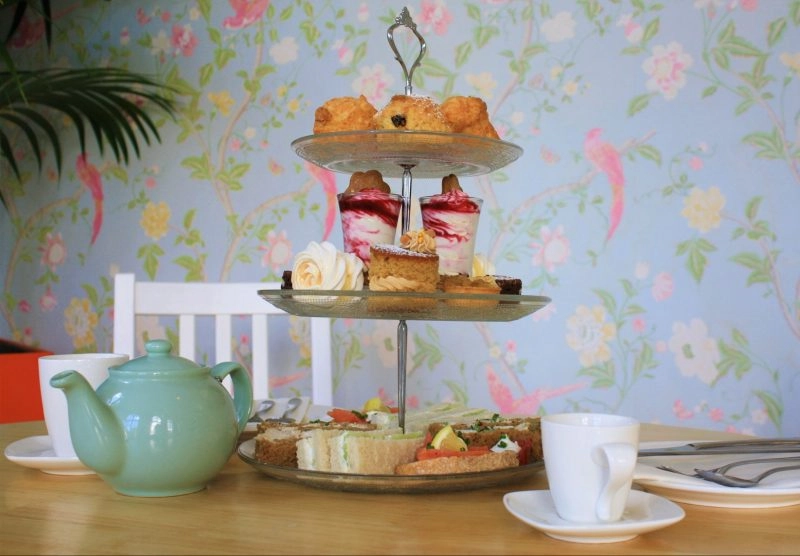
[291,130,524,178]
[258,289,551,322]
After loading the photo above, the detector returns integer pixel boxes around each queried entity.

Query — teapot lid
[116,339,202,372]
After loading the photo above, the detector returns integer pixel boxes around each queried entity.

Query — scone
[373,95,453,133]
[314,95,377,133]
[440,96,499,139]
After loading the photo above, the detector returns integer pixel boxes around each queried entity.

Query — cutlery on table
[638,438,800,457]
[694,464,800,488]
[248,399,276,423]
[655,455,800,479]
[265,397,303,424]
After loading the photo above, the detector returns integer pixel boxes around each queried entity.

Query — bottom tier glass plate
[258,289,551,322]
[238,438,543,494]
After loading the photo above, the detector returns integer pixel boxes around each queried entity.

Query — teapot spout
[50,370,125,475]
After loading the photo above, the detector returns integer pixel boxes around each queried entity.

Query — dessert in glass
[337,170,402,267]
[419,174,482,276]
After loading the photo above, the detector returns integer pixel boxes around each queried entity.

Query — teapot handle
[211,362,253,434]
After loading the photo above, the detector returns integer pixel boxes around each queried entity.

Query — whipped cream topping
[291,241,364,291]
[399,229,436,254]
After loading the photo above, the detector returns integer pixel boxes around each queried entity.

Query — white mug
[38,353,129,458]
[542,412,640,523]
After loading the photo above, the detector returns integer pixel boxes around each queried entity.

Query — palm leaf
[0,67,177,181]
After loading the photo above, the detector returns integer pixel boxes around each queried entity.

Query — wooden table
[2,421,798,555]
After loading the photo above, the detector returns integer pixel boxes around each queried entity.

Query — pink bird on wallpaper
[584,128,625,242]
[76,154,104,245]
[487,366,585,415]
[305,161,337,241]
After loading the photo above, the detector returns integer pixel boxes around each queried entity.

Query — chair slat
[113,274,334,405]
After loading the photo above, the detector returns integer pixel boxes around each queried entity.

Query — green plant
[0,0,177,206]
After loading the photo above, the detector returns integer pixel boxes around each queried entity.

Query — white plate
[503,490,685,543]
[4,435,94,475]
[634,440,800,508]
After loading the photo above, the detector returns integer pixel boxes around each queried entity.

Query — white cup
[542,412,640,523]
[38,353,129,458]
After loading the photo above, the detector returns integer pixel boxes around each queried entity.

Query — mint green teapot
[50,339,253,497]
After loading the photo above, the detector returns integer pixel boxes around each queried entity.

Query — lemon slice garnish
[430,424,467,451]
[362,396,390,413]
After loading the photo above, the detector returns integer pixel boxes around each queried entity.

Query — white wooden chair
[112,273,333,405]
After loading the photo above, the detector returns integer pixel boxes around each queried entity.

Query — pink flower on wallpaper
[259,230,292,273]
[689,155,704,170]
[9,15,44,48]
[136,8,151,25]
[18,300,31,313]
[419,0,453,36]
[709,407,724,421]
[740,0,758,11]
[486,366,584,415]
[617,14,643,44]
[40,232,67,271]
[145,177,157,189]
[378,387,418,409]
[40,287,57,312]
[356,3,369,22]
[673,399,694,419]
[224,0,269,30]
[651,272,674,301]
[632,317,646,333]
[642,41,693,100]
[352,63,395,106]
[332,39,353,65]
[530,225,570,272]
[171,24,198,57]
[268,159,284,175]
[161,11,172,23]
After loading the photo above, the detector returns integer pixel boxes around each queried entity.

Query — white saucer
[4,435,94,475]
[503,489,685,543]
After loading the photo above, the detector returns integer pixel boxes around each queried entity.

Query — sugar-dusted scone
[368,229,440,311]
[373,95,453,133]
[314,95,377,134]
[440,96,500,139]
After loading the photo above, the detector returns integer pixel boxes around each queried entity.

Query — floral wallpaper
[1,0,798,436]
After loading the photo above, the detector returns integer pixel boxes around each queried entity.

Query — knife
[638,438,800,457]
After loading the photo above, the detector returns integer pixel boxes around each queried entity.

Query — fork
[694,463,800,487]
[655,456,800,484]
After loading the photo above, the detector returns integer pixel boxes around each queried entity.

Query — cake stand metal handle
[387,7,427,95]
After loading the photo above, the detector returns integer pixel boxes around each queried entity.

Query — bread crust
[395,450,519,475]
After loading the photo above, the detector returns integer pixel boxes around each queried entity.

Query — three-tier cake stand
[258,8,550,431]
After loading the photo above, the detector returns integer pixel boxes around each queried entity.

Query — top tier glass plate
[291,130,524,178]
[258,289,550,322]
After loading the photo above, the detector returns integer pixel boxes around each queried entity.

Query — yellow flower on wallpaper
[208,90,235,116]
[681,186,725,233]
[140,201,171,240]
[566,305,617,367]
[64,298,98,349]
[779,52,800,75]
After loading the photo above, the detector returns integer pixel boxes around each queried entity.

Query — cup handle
[593,442,637,522]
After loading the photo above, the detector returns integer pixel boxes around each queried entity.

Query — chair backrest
[112,273,333,405]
